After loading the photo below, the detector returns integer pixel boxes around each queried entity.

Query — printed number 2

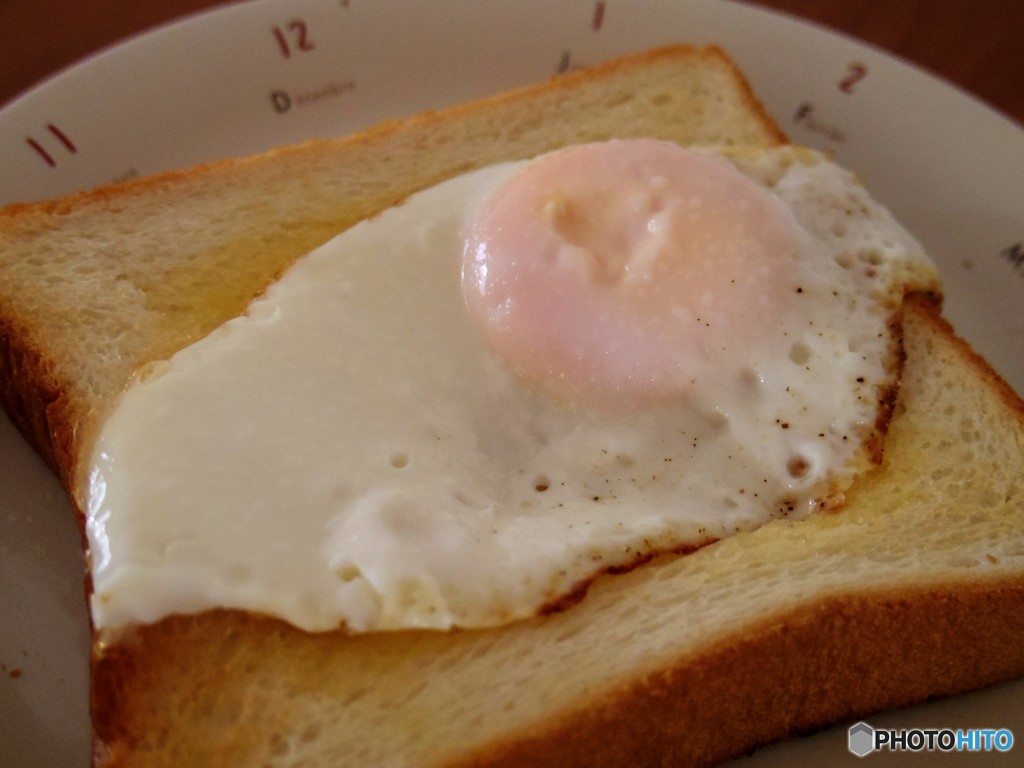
[273,20,315,58]
[839,62,867,93]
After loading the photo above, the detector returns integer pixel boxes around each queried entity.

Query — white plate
[1,1,1022,766]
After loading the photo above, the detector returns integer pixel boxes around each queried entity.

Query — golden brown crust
[864,291,943,465]
[699,45,789,145]
[0,309,78,488]
[904,293,1024,421]
[455,582,1024,768]
[89,578,1024,768]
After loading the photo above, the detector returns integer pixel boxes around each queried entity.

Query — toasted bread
[0,44,1021,768]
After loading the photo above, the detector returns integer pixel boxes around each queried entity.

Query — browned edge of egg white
[541,289,943,618]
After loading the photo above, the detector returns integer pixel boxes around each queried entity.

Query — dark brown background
[1,0,1022,125]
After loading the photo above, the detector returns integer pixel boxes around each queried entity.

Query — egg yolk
[462,140,801,409]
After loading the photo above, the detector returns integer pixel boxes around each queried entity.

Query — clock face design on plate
[1,2,1022,766]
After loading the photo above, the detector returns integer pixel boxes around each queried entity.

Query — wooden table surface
[1,0,1022,125]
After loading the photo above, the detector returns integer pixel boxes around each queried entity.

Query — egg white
[85,144,939,633]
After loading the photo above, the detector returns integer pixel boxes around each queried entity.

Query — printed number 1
[273,20,315,58]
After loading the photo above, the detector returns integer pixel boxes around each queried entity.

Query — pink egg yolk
[461,140,801,409]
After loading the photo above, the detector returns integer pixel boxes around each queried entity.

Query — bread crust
[89,581,1024,768]
[0,311,77,488]
[456,583,1024,768]
[903,295,1024,423]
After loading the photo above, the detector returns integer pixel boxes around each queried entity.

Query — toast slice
[0,44,1022,767]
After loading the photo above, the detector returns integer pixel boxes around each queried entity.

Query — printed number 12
[273,20,315,58]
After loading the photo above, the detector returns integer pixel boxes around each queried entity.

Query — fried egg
[85,140,939,633]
